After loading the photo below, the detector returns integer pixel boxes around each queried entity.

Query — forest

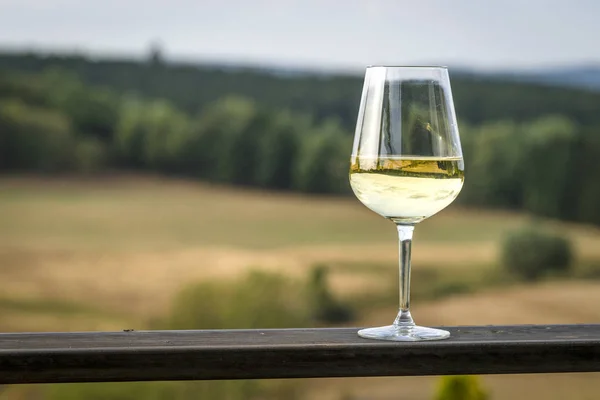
[1,51,600,225]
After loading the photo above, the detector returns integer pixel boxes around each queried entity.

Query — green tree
[58,86,120,142]
[113,98,147,167]
[0,100,75,171]
[34,68,121,142]
[254,111,305,189]
[140,101,190,172]
[176,115,218,178]
[114,98,189,172]
[294,119,351,194]
[0,71,54,107]
[574,132,600,225]
[454,120,524,208]
[521,116,579,219]
[191,96,260,183]
[5,51,600,130]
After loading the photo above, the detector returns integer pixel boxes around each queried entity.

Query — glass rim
[366,65,448,69]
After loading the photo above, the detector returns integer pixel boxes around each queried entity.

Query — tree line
[1,58,600,226]
[0,69,351,194]
[459,117,600,225]
[3,51,600,129]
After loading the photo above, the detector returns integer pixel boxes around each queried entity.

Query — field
[1,175,600,400]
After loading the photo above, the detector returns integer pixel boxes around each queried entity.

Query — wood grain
[1,325,599,384]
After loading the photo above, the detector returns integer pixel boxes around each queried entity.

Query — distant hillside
[2,51,600,128]
[486,66,600,92]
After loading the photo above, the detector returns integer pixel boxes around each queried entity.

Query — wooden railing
[1,324,599,384]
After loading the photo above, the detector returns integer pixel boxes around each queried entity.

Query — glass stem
[394,224,415,327]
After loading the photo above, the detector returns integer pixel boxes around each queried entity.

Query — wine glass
[349,66,464,341]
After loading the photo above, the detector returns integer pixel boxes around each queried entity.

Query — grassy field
[1,175,600,400]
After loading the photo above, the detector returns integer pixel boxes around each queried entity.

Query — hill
[3,51,600,128]
[493,65,600,91]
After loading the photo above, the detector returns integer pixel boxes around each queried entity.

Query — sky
[0,0,598,72]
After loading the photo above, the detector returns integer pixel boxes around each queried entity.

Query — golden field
[1,175,599,400]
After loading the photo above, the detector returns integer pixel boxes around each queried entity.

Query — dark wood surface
[1,324,599,384]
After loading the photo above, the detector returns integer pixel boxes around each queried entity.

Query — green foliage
[0,67,355,196]
[457,116,598,227]
[293,120,352,194]
[4,52,600,129]
[114,98,190,171]
[254,111,304,189]
[0,100,75,171]
[55,85,120,142]
[167,269,309,330]
[501,225,574,281]
[113,99,147,167]
[196,96,262,184]
[459,120,524,208]
[0,71,54,107]
[20,68,121,142]
[434,375,488,400]
[306,265,354,324]
[572,132,600,225]
[3,57,600,227]
[520,116,579,219]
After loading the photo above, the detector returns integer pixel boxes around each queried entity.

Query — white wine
[349,156,464,224]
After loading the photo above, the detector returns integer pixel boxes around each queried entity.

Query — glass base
[358,324,450,341]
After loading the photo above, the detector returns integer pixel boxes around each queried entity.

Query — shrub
[501,225,573,281]
[306,265,354,324]
[434,375,488,400]
[167,269,309,330]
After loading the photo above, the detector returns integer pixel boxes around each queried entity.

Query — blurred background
[1,0,600,399]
